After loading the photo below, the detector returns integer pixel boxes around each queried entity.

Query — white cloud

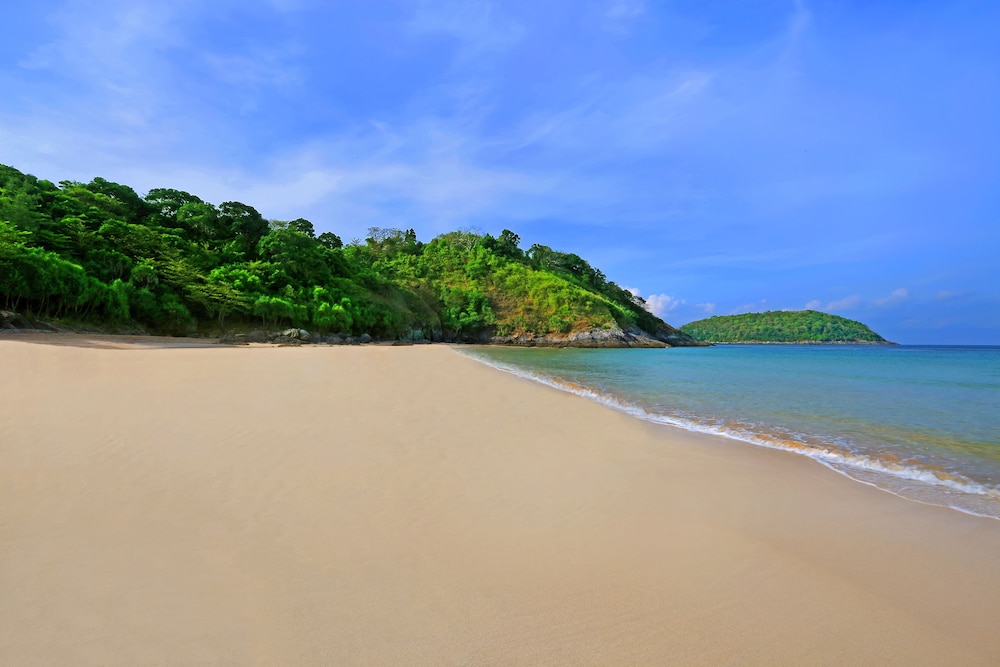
[622,286,642,297]
[934,290,968,301]
[645,294,685,318]
[826,295,862,311]
[696,302,716,314]
[804,299,821,310]
[874,287,910,306]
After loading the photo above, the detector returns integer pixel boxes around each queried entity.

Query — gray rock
[400,328,427,342]
[0,310,62,333]
[359,333,372,344]
[490,325,669,348]
[1,310,38,330]
[218,333,249,345]
[272,335,303,346]
[280,328,312,341]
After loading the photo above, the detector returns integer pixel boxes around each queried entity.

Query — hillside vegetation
[681,310,890,344]
[0,164,694,346]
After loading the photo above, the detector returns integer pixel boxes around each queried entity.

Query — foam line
[459,349,1000,520]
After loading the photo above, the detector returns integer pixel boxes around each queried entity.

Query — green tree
[287,217,316,237]
[218,201,268,259]
[318,231,343,250]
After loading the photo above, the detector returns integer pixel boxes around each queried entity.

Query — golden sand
[2,336,999,665]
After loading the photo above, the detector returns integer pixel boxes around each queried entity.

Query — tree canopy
[680,310,890,343]
[0,164,687,342]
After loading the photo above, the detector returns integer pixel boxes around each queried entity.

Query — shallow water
[461,344,1000,519]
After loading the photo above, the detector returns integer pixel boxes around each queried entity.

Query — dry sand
[1,335,999,665]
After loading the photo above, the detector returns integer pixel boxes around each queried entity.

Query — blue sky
[2,1,998,343]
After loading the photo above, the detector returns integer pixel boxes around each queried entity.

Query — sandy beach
[2,336,999,665]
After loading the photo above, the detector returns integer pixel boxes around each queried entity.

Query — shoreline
[459,346,1000,522]
[692,340,899,346]
[3,336,999,664]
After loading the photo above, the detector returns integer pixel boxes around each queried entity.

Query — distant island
[0,164,697,347]
[680,310,894,344]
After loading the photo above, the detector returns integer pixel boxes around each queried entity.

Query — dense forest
[681,310,890,344]
[0,164,693,345]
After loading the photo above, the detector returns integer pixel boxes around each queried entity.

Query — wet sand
[2,336,999,665]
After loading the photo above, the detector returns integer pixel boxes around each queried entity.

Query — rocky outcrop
[1,310,32,330]
[280,328,312,342]
[648,325,708,347]
[489,325,703,348]
[0,310,63,333]
[218,328,376,346]
[271,335,304,346]
[217,333,249,345]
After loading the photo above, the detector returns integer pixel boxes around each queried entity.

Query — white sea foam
[460,349,1000,520]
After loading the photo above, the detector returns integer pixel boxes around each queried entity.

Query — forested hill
[680,310,892,344]
[0,164,696,346]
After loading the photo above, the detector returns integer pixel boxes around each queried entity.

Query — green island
[0,164,697,347]
[681,310,893,344]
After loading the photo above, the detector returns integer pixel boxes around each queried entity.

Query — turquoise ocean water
[461,345,1000,519]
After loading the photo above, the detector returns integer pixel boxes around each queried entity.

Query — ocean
[460,344,1000,520]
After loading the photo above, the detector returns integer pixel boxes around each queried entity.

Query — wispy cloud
[203,47,304,91]
[10,2,187,131]
[0,0,805,238]
[606,0,645,20]
[803,289,907,314]
[603,0,646,36]
[873,287,910,306]
[785,0,811,50]
[696,302,716,314]
[0,1,316,180]
[518,69,717,159]
[173,137,551,234]
[406,0,525,63]
[826,295,862,311]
